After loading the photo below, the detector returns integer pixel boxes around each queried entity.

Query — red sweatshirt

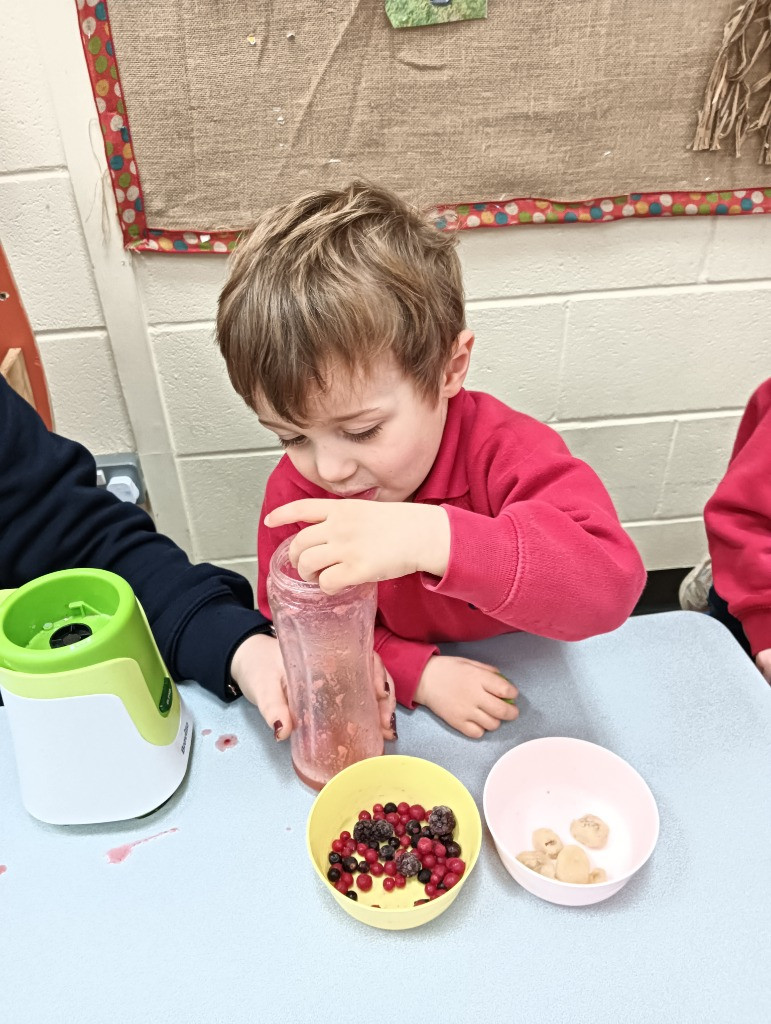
[705,378,771,656]
[258,389,646,707]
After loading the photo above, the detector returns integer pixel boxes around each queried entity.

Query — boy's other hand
[230,633,397,741]
[264,498,450,592]
[414,655,519,738]
[756,648,771,684]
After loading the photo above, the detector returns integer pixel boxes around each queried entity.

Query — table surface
[1,611,770,1024]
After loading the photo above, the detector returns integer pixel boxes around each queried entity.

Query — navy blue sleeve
[0,376,270,701]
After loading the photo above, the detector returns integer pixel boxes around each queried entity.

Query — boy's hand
[264,499,450,593]
[229,632,397,740]
[414,655,519,738]
[756,648,771,684]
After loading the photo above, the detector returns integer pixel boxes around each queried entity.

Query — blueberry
[328,852,342,865]
[445,842,461,858]
[410,835,420,848]
[418,869,432,884]
[406,819,422,836]
[358,861,370,873]
[384,802,398,814]
[345,890,358,901]
[327,867,341,882]
[420,826,432,838]
[381,846,394,861]
[342,857,358,873]
[368,840,380,851]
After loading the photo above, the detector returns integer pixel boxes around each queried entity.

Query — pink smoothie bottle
[267,538,384,789]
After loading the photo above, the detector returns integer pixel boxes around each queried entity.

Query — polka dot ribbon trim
[77,1,771,253]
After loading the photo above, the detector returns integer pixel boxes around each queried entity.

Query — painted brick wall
[3,2,769,592]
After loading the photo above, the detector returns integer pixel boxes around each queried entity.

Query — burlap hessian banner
[104,0,771,231]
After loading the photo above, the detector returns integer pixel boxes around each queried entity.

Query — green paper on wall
[386,0,488,30]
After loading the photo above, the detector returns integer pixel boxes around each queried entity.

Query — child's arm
[266,435,646,642]
[705,379,771,671]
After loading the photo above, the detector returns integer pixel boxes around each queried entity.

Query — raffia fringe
[693,0,771,163]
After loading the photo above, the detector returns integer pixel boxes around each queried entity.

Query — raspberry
[399,835,411,848]
[397,802,410,815]
[356,843,368,855]
[409,805,426,821]
[385,812,400,826]
[395,823,406,837]
[428,805,456,836]
[417,837,433,854]
[421,853,437,869]
[433,842,447,858]
[447,857,465,876]
[443,872,460,888]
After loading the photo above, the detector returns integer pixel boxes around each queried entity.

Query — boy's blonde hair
[216,181,465,424]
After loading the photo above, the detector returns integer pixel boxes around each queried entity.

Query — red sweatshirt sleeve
[374,625,438,709]
[257,460,304,619]
[705,379,771,655]
[422,432,646,641]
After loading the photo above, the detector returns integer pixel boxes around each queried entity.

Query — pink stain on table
[215,733,239,751]
[0,865,7,876]
[201,729,212,736]
[106,827,179,864]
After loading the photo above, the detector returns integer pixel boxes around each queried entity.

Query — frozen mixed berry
[443,872,460,889]
[428,806,456,836]
[384,861,397,877]
[381,846,395,861]
[370,862,384,877]
[447,857,466,876]
[424,884,437,897]
[385,812,400,825]
[383,876,396,892]
[356,842,368,855]
[328,851,342,865]
[358,810,372,821]
[417,868,432,884]
[433,842,447,858]
[358,861,370,873]
[394,874,406,889]
[335,880,348,894]
[414,899,430,906]
[331,839,344,853]
[356,874,373,892]
[373,820,394,841]
[420,826,432,838]
[353,820,375,845]
[346,890,358,900]
[373,803,384,815]
[438,833,455,845]
[395,851,422,877]
[417,837,433,855]
[406,819,422,836]
[383,802,398,814]
[340,872,354,887]
[409,805,426,821]
[342,856,358,873]
[327,867,341,882]
[445,841,461,858]
[339,831,351,841]
[364,849,379,864]
[397,802,410,815]
[410,836,420,849]
[421,853,437,869]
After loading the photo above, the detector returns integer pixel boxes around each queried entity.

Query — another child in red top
[217,182,646,738]
[705,378,771,684]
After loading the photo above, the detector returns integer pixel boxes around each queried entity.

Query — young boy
[704,377,771,684]
[216,182,646,738]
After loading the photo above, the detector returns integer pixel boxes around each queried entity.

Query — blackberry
[406,819,422,836]
[417,868,432,884]
[428,806,456,836]
[345,890,358,901]
[395,851,422,877]
[342,856,358,873]
[373,819,394,841]
[328,852,342,865]
[358,861,370,873]
[445,841,462,858]
[327,867,341,882]
[383,802,398,814]
[353,820,375,844]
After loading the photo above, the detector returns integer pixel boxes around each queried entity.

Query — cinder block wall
[3,3,768,591]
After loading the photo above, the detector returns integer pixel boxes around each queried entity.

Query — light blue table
[1,611,769,1024]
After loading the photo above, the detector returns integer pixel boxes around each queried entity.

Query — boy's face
[257,339,471,502]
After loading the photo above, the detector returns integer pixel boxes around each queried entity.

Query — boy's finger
[288,522,330,564]
[484,670,519,701]
[470,709,501,732]
[265,499,334,529]
[296,544,338,582]
[480,690,519,722]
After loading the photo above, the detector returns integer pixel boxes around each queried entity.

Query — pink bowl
[483,737,659,906]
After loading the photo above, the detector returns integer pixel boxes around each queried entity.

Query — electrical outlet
[94,453,146,504]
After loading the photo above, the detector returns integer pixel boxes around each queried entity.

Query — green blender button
[159,677,173,715]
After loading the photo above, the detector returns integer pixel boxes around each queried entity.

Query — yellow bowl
[306,754,482,930]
